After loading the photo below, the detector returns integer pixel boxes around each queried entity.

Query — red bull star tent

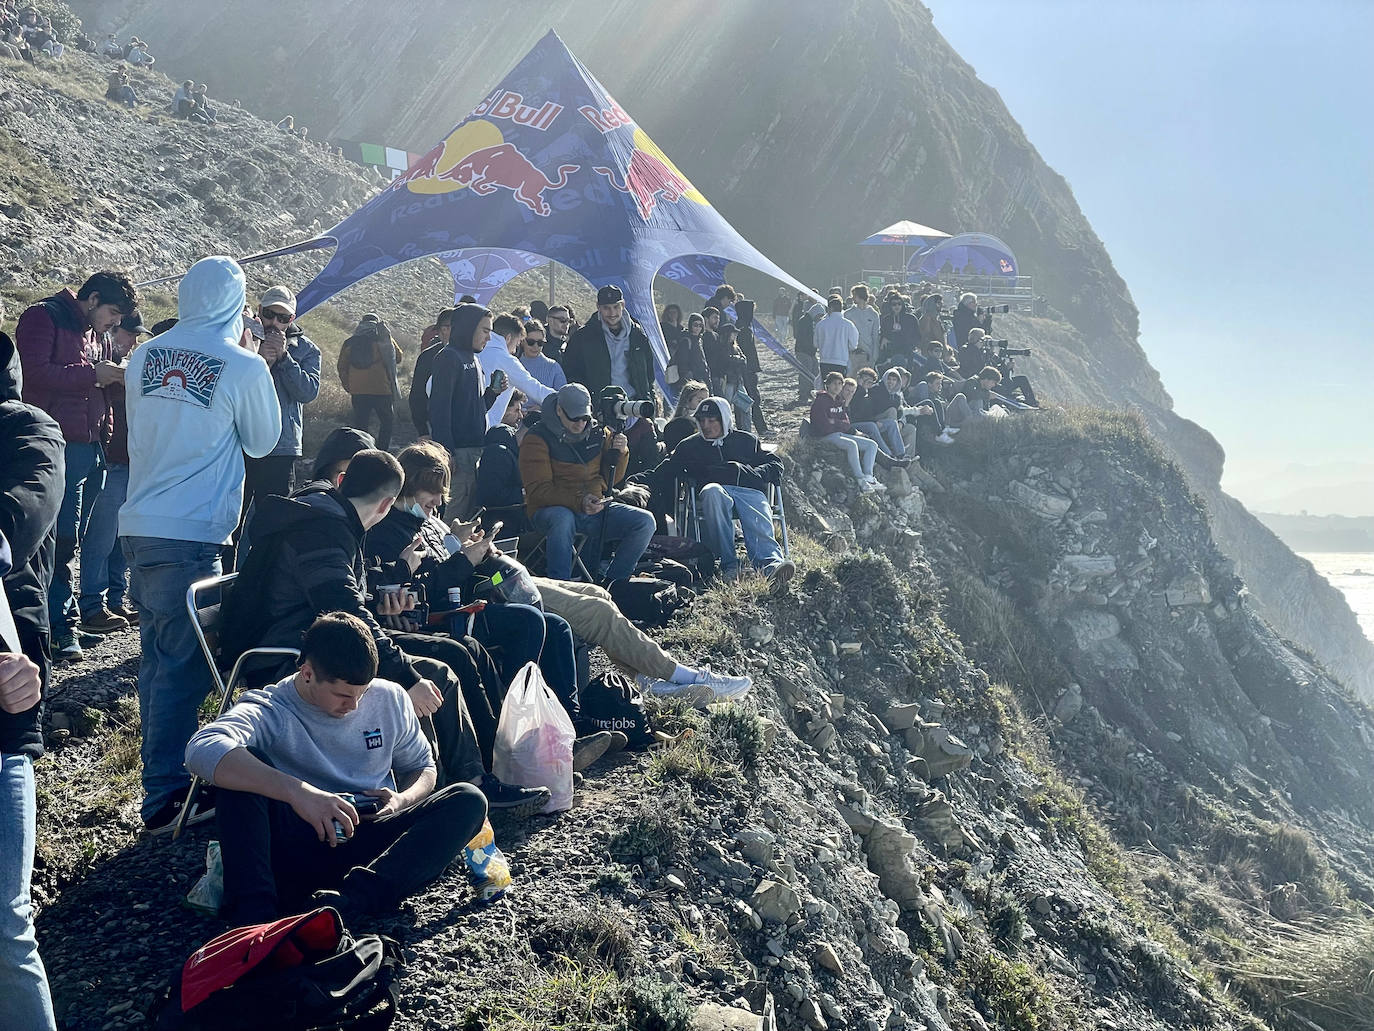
[909,232,1018,279]
[280,29,815,375]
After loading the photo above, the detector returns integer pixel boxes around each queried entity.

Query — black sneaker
[479,773,550,818]
[572,731,615,773]
[309,889,366,927]
[143,784,217,837]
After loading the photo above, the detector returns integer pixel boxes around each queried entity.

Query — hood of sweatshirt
[450,302,491,354]
[168,255,248,351]
[699,395,734,443]
[734,298,755,329]
[249,484,362,544]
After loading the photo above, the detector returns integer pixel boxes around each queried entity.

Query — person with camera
[519,383,655,584]
[655,397,793,586]
[186,612,489,925]
[955,328,1039,407]
[952,292,994,347]
[223,448,550,817]
[945,365,1004,427]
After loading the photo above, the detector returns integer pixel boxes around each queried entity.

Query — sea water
[1301,552,1374,644]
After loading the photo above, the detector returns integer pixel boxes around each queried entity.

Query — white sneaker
[635,674,715,708]
[866,476,888,492]
[935,431,956,445]
[858,479,880,494]
[944,425,961,435]
[695,667,753,701]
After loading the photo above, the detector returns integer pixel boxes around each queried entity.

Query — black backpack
[347,335,377,369]
[580,671,655,749]
[607,574,693,628]
[154,908,402,1031]
[641,535,716,586]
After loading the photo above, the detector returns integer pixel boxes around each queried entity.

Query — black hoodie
[734,298,761,372]
[428,303,490,452]
[0,329,64,756]
[222,483,421,689]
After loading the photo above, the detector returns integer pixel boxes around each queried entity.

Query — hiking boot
[694,667,753,702]
[479,773,550,818]
[143,784,217,837]
[79,609,129,635]
[572,731,616,773]
[76,629,103,648]
[634,674,715,709]
[111,603,140,625]
[53,631,83,662]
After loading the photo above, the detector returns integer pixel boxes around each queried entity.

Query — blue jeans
[123,536,221,821]
[50,441,104,630]
[852,419,905,458]
[78,462,129,618]
[697,483,783,575]
[531,502,655,583]
[0,753,56,1031]
[478,604,580,720]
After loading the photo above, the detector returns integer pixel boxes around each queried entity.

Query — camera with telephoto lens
[997,344,1031,357]
[598,385,654,431]
[979,304,1011,315]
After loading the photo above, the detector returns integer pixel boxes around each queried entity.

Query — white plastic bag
[183,840,223,915]
[493,661,575,813]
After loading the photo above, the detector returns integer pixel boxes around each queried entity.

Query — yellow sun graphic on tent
[402,120,505,195]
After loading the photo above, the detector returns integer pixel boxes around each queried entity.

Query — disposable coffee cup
[448,587,463,605]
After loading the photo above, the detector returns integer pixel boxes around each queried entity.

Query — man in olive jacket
[518,383,654,583]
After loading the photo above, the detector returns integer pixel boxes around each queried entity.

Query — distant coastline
[1258,512,1374,553]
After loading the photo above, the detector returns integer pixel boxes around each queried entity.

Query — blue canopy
[910,233,1018,279]
[292,29,814,369]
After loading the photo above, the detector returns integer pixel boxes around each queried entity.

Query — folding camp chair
[674,476,789,561]
[516,530,595,582]
[171,573,299,840]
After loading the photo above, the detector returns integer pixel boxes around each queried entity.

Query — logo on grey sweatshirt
[363,728,383,750]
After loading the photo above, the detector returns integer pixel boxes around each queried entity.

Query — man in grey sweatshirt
[185,612,487,924]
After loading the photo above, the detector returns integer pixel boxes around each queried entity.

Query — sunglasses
[260,309,293,324]
[568,413,591,424]
[524,338,545,348]
[548,316,569,323]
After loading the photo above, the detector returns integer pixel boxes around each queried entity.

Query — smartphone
[344,793,381,815]
[488,520,505,538]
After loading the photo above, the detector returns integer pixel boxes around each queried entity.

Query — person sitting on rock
[848,367,907,461]
[518,383,655,583]
[809,371,883,494]
[100,32,122,58]
[124,36,153,66]
[840,377,910,471]
[655,396,794,587]
[945,365,1004,428]
[106,66,138,108]
[186,611,490,925]
[189,83,217,124]
[171,79,194,117]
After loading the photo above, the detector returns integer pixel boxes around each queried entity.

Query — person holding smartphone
[186,612,488,925]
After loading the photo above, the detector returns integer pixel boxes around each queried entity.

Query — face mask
[404,502,427,519]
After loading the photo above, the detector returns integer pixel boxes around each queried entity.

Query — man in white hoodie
[479,313,550,407]
[120,255,281,834]
[813,296,857,379]
[843,285,880,375]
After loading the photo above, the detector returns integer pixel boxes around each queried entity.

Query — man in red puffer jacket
[15,270,138,660]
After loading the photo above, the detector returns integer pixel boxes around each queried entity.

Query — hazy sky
[924,0,1373,511]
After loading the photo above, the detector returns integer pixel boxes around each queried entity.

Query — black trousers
[351,395,394,450]
[742,364,768,434]
[217,777,487,925]
[1004,374,1038,407]
[391,634,506,774]
[228,453,296,569]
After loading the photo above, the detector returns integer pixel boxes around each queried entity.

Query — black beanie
[310,426,376,481]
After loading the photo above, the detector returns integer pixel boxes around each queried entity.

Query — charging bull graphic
[391,141,446,190]
[438,143,579,216]
[593,147,693,220]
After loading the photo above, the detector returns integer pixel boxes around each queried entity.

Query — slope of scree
[66,0,1374,698]
[34,395,1374,1031]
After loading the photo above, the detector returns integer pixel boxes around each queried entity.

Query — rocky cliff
[66,0,1374,697]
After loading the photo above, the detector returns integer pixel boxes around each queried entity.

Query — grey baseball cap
[555,383,593,419]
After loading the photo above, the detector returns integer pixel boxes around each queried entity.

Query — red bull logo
[472,90,563,132]
[440,143,579,217]
[594,149,689,219]
[391,141,446,190]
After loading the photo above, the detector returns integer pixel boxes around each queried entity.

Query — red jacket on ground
[14,288,108,444]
